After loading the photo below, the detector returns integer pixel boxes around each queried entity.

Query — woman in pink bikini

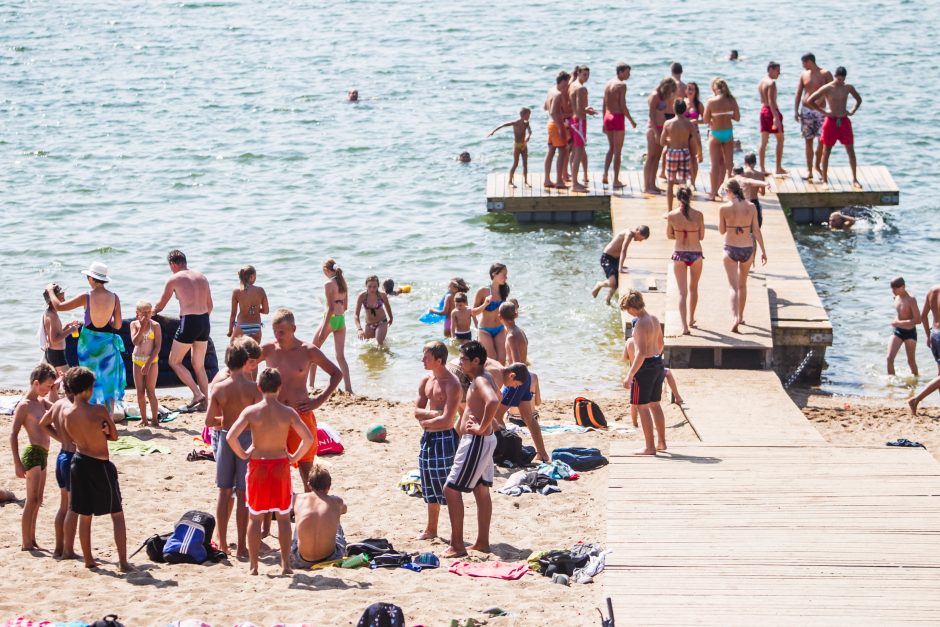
[719,180,767,333]
[667,186,705,336]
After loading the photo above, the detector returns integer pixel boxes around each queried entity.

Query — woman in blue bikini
[719,180,767,334]
[703,78,740,202]
[471,263,510,363]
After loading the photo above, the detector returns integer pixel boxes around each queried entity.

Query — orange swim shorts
[547,120,567,148]
[287,409,318,465]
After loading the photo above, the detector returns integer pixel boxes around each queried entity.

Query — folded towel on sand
[449,560,530,580]
[539,424,598,434]
[108,436,170,456]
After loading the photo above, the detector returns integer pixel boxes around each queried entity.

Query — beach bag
[551,447,609,472]
[356,602,405,627]
[346,538,395,560]
[317,425,344,455]
[537,549,590,578]
[493,429,536,468]
[370,551,413,568]
[573,397,607,429]
[143,533,171,562]
[163,510,218,564]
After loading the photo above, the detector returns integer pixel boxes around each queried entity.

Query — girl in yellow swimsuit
[130,300,162,426]
[309,259,352,393]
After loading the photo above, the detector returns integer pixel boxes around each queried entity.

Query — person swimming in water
[308,259,352,393]
[703,78,740,201]
[719,180,767,333]
[472,263,510,364]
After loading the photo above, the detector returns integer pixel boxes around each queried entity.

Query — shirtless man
[494,302,548,461]
[806,66,863,187]
[602,63,637,189]
[568,66,597,192]
[227,367,314,575]
[414,341,461,540]
[61,367,132,571]
[291,464,347,569]
[543,71,571,189]
[592,225,650,305]
[621,291,667,455]
[444,341,500,558]
[154,249,213,411]
[658,62,688,180]
[758,62,786,175]
[828,211,856,230]
[887,277,920,376]
[794,53,833,181]
[11,364,55,551]
[909,284,940,415]
[39,379,79,559]
[261,308,341,489]
[205,343,261,558]
[660,99,698,211]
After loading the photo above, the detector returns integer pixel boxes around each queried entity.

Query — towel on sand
[448,560,530,580]
[108,436,170,456]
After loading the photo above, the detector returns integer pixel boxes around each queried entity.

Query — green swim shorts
[329,314,345,331]
[21,444,49,472]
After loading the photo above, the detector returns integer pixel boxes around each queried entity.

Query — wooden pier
[772,165,899,223]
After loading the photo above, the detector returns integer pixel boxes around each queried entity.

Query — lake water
[2,0,937,400]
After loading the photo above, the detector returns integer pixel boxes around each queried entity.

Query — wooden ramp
[773,165,899,224]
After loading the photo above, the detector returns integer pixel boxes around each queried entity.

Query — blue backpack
[163,510,216,564]
[551,447,609,471]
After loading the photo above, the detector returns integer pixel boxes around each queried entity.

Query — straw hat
[81,261,111,283]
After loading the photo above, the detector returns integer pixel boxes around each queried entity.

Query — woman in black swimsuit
[354,275,393,346]
[719,180,767,333]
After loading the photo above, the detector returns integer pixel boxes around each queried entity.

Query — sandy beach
[0,390,695,626]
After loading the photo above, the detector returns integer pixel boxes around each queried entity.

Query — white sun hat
[81,261,111,283]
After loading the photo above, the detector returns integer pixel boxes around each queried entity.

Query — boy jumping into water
[11,363,56,551]
[488,108,532,187]
[887,277,920,376]
[62,367,132,571]
[592,225,650,305]
[227,367,315,576]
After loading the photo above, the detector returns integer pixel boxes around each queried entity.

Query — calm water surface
[2,0,937,400]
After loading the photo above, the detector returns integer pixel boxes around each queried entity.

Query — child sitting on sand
[450,292,474,344]
[11,363,56,550]
[228,265,269,343]
[487,107,532,187]
[130,301,162,427]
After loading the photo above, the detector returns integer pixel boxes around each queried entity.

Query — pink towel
[4,620,52,627]
[448,560,530,580]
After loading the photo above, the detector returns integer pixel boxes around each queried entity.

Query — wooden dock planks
[772,165,899,209]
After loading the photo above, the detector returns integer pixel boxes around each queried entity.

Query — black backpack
[346,538,395,559]
[538,549,590,577]
[357,602,405,627]
[573,397,607,429]
[370,551,414,568]
[493,429,537,468]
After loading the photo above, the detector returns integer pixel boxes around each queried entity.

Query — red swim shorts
[246,457,292,515]
[759,105,783,134]
[569,117,587,147]
[287,409,318,465]
[820,115,853,146]
[603,111,625,132]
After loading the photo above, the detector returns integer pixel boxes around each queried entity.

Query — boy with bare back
[543,71,571,189]
[621,291,667,455]
[592,225,650,305]
[11,364,56,551]
[444,341,500,558]
[205,343,262,558]
[488,108,532,187]
[261,308,341,490]
[602,63,637,189]
[39,377,78,559]
[227,367,315,575]
[414,341,462,540]
[659,99,698,211]
[909,284,940,415]
[806,66,862,187]
[887,277,920,376]
[758,62,787,175]
[795,53,833,181]
[62,367,132,571]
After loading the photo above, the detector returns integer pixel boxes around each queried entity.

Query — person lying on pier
[805,66,862,188]
[592,225,650,306]
[828,211,856,229]
[887,277,920,377]
[488,108,532,187]
[621,290,667,455]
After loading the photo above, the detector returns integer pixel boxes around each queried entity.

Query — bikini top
[484,290,503,312]
[728,223,751,235]
[674,226,701,242]
[655,96,666,111]
[84,292,117,333]
[684,109,700,120]
[364,295,383,316]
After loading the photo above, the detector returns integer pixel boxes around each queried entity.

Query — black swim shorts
[175,313,211,344]
[600,253,619,281]
[630,356,665,406]
[894,327,917,342]
[70,453,123,516]
[45,347,67,368]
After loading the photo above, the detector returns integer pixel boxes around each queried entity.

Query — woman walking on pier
[667,186,705,335]
[472,263,510,363]
[719,180,767,333]
[703,78,740,201]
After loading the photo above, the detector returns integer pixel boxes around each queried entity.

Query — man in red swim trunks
[602,63,637,190]
[806,66,863,188]
[568,66,597,192]
[227,367,315,575]
[757,61,787,175]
